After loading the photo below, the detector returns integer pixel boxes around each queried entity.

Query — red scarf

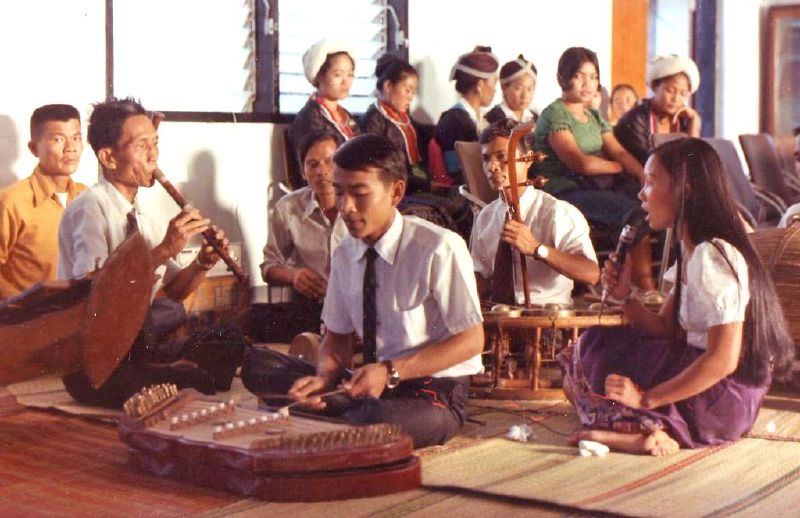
[377,100,420,165]
[313,95,356,140]
[649,108,681,135]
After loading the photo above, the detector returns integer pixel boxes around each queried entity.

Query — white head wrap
[449,49,499,81]
[302,39,357,84]
[646,55,700,94]
[500,56,537,86]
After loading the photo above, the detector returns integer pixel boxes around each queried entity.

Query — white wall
[718,0,762,141]
[0,1,284,289]
[2,0,773,294]
[408,0,613,124]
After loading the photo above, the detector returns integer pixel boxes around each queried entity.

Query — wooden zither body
[118,387,421,501]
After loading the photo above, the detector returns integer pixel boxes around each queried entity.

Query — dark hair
[375,54,417,91]
[500,55,537,82]
[333,134,406,184]
[30,104,81,141]
[651,138,794,385]
[611,83,639,101]
[557,47,599,91]
[793,126,800,137]
[315,51,355,86]
[650,72,691,92]
[479,119,532,153]
[297,129,340,165]
[87,97,147,154]
[453,46,498,95]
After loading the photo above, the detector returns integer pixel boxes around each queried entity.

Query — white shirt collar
[99,176,137,214]
[351,209,402,266]
[500,101,534,123]
[456,97,480,124]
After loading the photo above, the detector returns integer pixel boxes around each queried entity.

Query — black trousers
[63,299,246,409]
[242,299,323,343]
[241,346,469,449]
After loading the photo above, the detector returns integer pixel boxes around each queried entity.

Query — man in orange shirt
[0,104,86,298]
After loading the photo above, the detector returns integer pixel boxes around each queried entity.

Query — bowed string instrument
[502,119,547,308]
[150,112,247,284]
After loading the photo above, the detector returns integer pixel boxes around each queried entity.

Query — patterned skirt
[558,326,769,448]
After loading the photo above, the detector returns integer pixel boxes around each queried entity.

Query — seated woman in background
[614,55,701,165]
[287,39,360,170]
[360,54,426,187]
[608,83,639,125]
[361,53,471,234]
[533,46,655,292]
[484,54,538,126]
[434,46,499,184]
[560,138,794,456]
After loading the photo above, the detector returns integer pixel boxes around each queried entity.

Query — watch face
[536,244,549,259]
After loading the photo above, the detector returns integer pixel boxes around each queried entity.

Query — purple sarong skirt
[559,326,768,448]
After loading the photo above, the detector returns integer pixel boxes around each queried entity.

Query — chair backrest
[454,140,494,204]
[282,127,307,191]
[739,133,793,205]
[774,134,797,178]
[703,138,762,222]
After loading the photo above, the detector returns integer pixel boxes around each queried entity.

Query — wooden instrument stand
[471,309,625,400]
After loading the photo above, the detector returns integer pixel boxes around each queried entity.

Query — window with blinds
[112,0,256,113]
[277,0,388,114]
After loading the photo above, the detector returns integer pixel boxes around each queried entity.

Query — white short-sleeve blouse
[663,238,749,350]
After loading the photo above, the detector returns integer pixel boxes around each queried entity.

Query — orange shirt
[0,166,86,298]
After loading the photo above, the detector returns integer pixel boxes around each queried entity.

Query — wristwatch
[382,360,401,389]
[533,244,550,260]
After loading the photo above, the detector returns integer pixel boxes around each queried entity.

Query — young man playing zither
[0,104,86,299]
[58,98,243,408]
[471,119,600,306]
[242,134,484,448]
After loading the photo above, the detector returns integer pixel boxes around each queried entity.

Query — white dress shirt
[260,186,347,281]
[322,211,484,378]
[662,239,749,350]
[471,187,597,306]
[57,177,180,300]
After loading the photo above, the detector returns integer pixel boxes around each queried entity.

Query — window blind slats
[113,0,255,113]
[278,0,387,114]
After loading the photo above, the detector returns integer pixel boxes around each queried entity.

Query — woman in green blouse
[533,47,655,293]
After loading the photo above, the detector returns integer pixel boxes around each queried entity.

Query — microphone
[600,208,647,306]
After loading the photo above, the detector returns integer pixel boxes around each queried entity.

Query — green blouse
[532,98,612,194]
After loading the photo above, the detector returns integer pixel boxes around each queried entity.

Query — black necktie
[490,238,516,305]
[362,247,378,364]
[125,209,139,237]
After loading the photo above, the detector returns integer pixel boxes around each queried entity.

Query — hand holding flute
[152,168,247,283]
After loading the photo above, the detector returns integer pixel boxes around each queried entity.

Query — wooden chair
[739,133,800,207]
[706,137,785,227]
[282,127,307,192]
[454,140,493,212]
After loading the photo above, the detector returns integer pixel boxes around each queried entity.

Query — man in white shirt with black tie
[242,134,484,448]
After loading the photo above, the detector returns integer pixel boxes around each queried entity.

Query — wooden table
[471,309,626,400]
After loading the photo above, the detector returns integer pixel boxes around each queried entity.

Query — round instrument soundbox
[0,233,153,387]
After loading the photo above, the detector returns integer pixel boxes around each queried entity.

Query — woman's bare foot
[569,429,680,456]
[643,430,680,456]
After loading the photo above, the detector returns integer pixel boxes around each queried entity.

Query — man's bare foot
[568,429,680,456]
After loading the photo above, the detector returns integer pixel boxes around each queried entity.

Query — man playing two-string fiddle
[57,98,245,408]
[471,119,600,306]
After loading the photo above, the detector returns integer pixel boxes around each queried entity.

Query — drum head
[81,233,154,388]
